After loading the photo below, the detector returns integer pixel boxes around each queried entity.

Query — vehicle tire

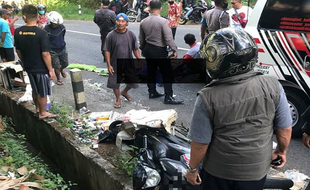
[137,14,141,22]
[126,11,136,22]
[285,90,307,138]
[179,17,187,25]
[193,18,200,24]
[193,13,202,24]
[264,177,293,189]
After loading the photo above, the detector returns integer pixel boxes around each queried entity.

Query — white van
[245,0,310,137]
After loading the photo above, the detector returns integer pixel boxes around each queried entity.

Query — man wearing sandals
[14,5,57,119]
[103,13,141,109]
[44,11,68,85]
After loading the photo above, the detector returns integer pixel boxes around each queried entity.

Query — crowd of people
[0,1,308,190]
[93,0,253,108]
[93,0,310,190]
[0,3,68,119]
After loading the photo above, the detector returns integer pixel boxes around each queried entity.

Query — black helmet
[37,4,46,14]
[200,28,258,79]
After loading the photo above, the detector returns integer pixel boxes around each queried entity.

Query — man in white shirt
[228,0,252,28]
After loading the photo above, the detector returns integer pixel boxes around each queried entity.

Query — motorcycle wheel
[126,11,137,22]
[193,18,200,24]
[179,17,188,25]
[193,14,202,24]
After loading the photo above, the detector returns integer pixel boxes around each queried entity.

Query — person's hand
[169,51,178,59]
[271,151,287,169]
[108,65,114,75]
[13,16,19,21]
[302,133,310,148]
[138,59,143,71]
[49,70,55,80]
[186,170,202,186]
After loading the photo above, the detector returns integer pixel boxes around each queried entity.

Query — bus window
[259,0,310,32]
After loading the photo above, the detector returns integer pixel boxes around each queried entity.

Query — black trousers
[143,43,173,97]
[171,27,177,40]
[200,168,267,190]
[100,35,107,61]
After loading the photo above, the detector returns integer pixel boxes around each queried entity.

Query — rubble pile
[72,109,179,148]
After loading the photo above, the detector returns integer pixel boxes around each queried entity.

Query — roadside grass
[112,146,139,177]
[0,116,73,190]
[48,2,95,21]
[48,101,75,130]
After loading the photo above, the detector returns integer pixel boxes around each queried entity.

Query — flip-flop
[121,93,132,101]
[56,81,63,85]
[61,71,67,78]
[39,113,58,120]
[114,103,121,109]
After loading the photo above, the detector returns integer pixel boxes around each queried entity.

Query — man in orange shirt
[167,0,181,40]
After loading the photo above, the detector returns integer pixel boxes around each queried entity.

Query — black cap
[0,8,10,15]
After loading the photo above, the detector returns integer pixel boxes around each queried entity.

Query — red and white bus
[245,0,310,137]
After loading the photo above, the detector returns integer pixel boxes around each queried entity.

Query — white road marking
[16,23,191,51]
[66,29,100,37]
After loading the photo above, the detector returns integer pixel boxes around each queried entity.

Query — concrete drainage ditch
[0,87,132,190]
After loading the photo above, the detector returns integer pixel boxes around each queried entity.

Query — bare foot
[39,112,57,120]
[56,81,63,85]
[121,91,132,101]
[61,71,67,78]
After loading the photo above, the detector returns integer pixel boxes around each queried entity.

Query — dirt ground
[97,142,124,166]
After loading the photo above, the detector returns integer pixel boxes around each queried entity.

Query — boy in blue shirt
[0,8,14,62]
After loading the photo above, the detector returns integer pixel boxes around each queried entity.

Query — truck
[245,0,310,137]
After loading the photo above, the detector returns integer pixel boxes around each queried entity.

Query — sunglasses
[231,2,237,4]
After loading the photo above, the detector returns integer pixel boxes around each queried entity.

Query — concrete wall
[0,87,132,190]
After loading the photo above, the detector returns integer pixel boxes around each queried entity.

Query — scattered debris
[72,109,179,148]
[67,63,97,71]
[0,169,43,190]
[271,169,310,190]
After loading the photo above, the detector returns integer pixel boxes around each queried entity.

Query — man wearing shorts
[14,5,56,119]
[103,13,141,108]
[44,11,68,85]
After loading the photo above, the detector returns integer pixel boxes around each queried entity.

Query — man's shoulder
[96,8,115,13]
[127,29,137,37]
[141,14,164,25]
[192,43,200,51]
[0,18,7,24]
[228,8,235,14]
[240,6,253,11]
[127,29,134,34]
[106,29,116,37]
[206,8,216,15]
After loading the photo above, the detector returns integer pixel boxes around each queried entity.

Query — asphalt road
[15,18,310,184]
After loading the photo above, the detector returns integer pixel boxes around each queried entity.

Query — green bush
[46,0,257,21]
[48,1,96,20]
[47,1,169,21]
[161,1,168,18]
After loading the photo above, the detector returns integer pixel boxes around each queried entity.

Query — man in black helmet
[186,28,292,190]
